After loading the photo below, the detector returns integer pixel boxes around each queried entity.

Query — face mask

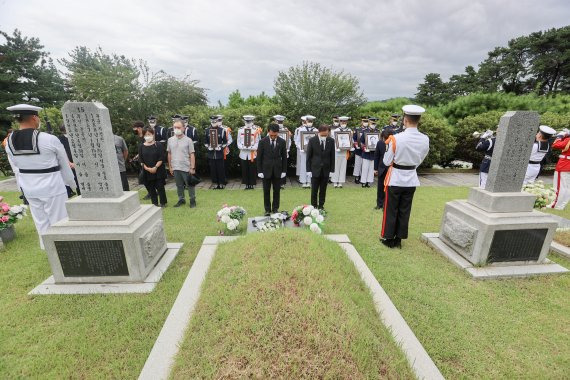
[363,123,369,127]
[333,122,339,127]
[391,121,397,126]
[340,124,347,128]
[149,122,156,127]
[246,121,253,126]
[307,122,313,127]
[370,124,376,129]
[144,135,154,143]
[174,128,183,136]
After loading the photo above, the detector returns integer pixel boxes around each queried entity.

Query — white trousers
[27,193,68,249]
[523,164,540,185]
[479,172,488,188]
[296,149,301,175]
[551,171,570,210]
[332,154,347,183]
[298,151,310,184]
[360,159,375,184]
[353,154,362,177]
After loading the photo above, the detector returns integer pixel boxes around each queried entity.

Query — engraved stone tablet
[488,229,547,263]
[62,101,123,198]
[55,240,129,276]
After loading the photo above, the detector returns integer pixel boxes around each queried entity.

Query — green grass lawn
[171,230,413,378]
[0,186,568,378]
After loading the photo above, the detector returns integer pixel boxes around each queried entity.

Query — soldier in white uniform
[294,115,317,188]
[524,125,556,184]
[237,115,261,189]
[6,104,76,249]
[274,115,292,189]
[330,116,353,187]
[381,105,430,249]
[295,116,307,178]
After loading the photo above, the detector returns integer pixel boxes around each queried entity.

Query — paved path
[0,172,554,192]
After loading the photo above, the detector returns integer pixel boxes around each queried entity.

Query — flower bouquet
[522,181,556,209]
[253,215,284,232]
[0,196,28,242]
[291,205,325,234]
[216,204,247,235]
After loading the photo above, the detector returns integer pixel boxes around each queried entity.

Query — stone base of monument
[29,191,183,295]
[422,187,569,279]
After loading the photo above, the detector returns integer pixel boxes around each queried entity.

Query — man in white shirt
[380,105,430,249]
[524,125,556,184]
[6,104,76,249]
[168,120,197,207]
[237,115,261,189]
[294,115,317,188]
[330,116,353,188]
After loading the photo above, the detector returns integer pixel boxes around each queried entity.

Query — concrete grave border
[28,243,183,295]
[138,234,443,380]
[422,233,569,279]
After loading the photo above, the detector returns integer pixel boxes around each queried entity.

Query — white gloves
[258,173,264,179]
[329,172,333,178]
[215,146,221,151]
[481,130,493,139]
[336,148,341,152]
[307,172,312,178]
[281,172,286,178]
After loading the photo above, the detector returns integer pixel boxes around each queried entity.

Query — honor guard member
[359,117,379,187]
[294,115,317,188]
[383,114,403,134]
[295,116,307,179]
[474,128,496,188]
[148,115,168,144]
[237,115,261,189]
[353,116,369,183]
[274,115,292,189]
[549,128,570,209]
[374,129,393,209]
[330,116,353,188]
[204,115,228,189]
[217,115,233,164]
[380,105,429,249]
[181,115,199,143]
[6,104,76,249]
[524,125,556,185]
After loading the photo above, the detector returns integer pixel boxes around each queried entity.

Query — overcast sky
[1,0,569,105]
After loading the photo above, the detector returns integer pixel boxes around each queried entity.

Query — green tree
[273,61,366,123]
[449,66,480,97]
[415,73,451,106]
[0,29,65,133]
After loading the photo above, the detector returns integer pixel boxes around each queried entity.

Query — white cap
[273,115,286,121]
[539,125,556,136]
[301,116,307,121]
[306,115,316,121]
[216,114,223,120]
[243,115,255,121]
[7,104,43,115]
[402,104,425,116]
[339,116,350,121]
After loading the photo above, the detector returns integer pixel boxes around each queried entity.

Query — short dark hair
[318,124,330,132]
[404,114,421,124]
[142,127,155,135]
[59,124,66,133]
[132,120,145,129]
[15,114,35,123]
[381,129,394,140]
[268,123,280,132]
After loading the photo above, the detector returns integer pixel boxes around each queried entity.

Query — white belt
[560,155,570,160]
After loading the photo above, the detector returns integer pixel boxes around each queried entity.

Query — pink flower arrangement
[0,197,28,230]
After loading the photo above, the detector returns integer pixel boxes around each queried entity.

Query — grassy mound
[171,229,413,378]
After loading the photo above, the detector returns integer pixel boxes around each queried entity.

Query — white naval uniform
[237,126,260,160]
[294,125,317,184]
[523,141,549,184]
[330,127,353,185]
[7,131,76,249]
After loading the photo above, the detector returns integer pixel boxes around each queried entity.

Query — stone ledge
[550,241,570,260]
[422,233,569,280]
[467,187,535,213]
[28,243,183,295]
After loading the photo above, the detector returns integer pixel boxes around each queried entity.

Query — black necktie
[321,140,325,151]
[271,139,275,150]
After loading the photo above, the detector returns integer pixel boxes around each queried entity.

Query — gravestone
[424,111,566,277]
[41,102,169,284]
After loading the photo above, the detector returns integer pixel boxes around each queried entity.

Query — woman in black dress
[138,127,167,207]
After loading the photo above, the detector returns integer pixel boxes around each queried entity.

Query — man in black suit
[374,129,393,210]
[306,125,335,210]
[257,124,288,215]
[57,125,80,197]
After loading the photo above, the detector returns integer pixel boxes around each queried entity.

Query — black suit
[58,135,80,197]
[374,140,388,208]
[256,136,287,212]
[306,136,335,209]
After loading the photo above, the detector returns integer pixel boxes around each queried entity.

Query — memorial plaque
[301,131,317,150]
[487,229,547,263]
[62,102,124,198]
[365,132,380,151]
[485,111,539,193]
[244,128,252,148]
[209,128,219,149]
[335,131,352,150]
[55,240,129,276]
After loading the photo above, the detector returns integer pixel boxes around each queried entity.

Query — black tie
[272,139,275,150]
[321,140,325,151]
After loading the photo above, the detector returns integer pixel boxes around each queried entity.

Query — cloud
[1,0,568,104]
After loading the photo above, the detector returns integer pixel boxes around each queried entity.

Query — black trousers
[209,158,226,185]
[241,159,257,186]
[381,186,416,239]
[263,176,281,212]
[376,170,387,208]
[120,171,130,191]
[144,179,167,206]
[311,174,329,209]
